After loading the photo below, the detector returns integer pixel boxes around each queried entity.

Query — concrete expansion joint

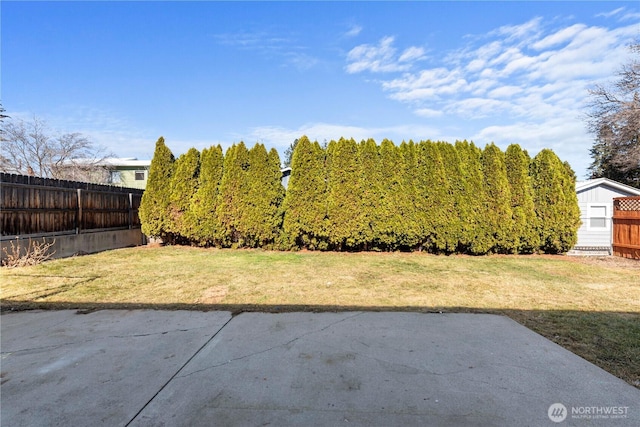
[177,312,365,378]
[124,314,235,427]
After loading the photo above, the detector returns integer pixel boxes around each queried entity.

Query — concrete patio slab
[0,310,231,426]
[1,310,638,426]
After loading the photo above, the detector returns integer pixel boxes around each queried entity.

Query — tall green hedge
[139,137,175,241]
[243,144,284,248]
[438,142,465,252]
[189,145,224,246]
[377,139,419,250]
[326,138,363,250]
[216,142,250,247]
[282,136,328,250]
[457,141,492,254]
[168,148,200,242]
[531,149,581,253]
[141,137,580,254]
[481,143,513,253]
[415,141,453,252]
[505,144,539,253]
[357,138,382,250]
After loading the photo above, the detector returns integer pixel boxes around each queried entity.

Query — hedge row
[139,136,581,254]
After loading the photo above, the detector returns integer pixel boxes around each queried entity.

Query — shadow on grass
[2,300,639,390]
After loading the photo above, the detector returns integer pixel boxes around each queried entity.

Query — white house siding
[574,181,640,252]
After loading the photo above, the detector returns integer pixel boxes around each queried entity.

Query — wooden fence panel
[612,196,640,260]
[1,173,144,238]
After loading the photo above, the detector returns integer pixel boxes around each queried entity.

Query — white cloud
[596,7,625,19]
[245,122,441,150]
[284,52,319,71]
[399,46,426,63]
[472,117,590,176]
[382,68,468,102]
[597,6,640,21]
[346,36,425,73]
[414,108,443,118]
[345,24,363,38]
[214,31,319,71]
[492,17,543,42]
[487,86,523,98]
[532,24,587,50]
[344,16,639,177]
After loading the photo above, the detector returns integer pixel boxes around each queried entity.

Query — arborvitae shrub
[168,148,200,243]
[140,137,175,242]
[189,145,224,246]
[377,140,420,250]
[282,136,329,250]
[149,136,580,255]
[216,142,250,247]
[559,161,581,251]
[243,144,284,248]
[505,144,539,253]
[455,141,491,254]
[415,140,451,253]
[531,149,580,253]
[357,138,382,250]
[481,143,513,253]
[398,141,421,250]
[325,138,363,250]
[437,142,464,252]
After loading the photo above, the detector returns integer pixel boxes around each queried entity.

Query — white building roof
[64,158,151,167]
[575,178,640,196]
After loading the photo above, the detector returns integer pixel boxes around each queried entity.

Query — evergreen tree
[504,144,539,253]
[216,142,250,247]
[167,148,200,243]
[243,144,284,247]
[437,141,464,252]
[189,145,224,246]
[481,143,513,253]
[455,140,491,254]
[397,140,421,249]
[282,136,329,249]
[325,137,363,250]
[357,138,382,249]
[415,140,454,253]
[374,140,416,250]
[140,137,175,241]
[559,161,582,250]
[530,149,580,253]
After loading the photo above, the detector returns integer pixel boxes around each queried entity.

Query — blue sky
[2,1,639,178]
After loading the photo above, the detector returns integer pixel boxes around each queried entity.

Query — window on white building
[135,171,145,181]
[588,205,608,229]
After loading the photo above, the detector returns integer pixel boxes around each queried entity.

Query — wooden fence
[1,173,144,239]
[612,196,640,260]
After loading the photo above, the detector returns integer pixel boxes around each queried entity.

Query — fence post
[128,193,133,229]
[77,189,82,234]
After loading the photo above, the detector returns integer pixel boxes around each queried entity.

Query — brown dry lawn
[2,246,639,388]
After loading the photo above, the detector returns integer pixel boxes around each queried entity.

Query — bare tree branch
[0,115,116,182]
[587,41,640,187]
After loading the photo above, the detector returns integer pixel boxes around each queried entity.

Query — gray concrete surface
[1,310,638,426]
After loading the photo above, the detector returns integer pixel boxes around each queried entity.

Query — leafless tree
[587,42,640,186]
[0,115,115,182]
